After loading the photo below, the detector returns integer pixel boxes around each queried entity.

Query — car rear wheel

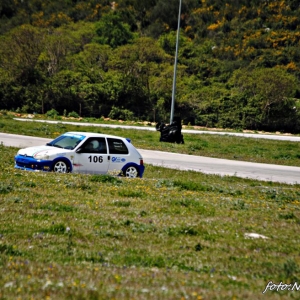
[53,160,68,173]
[124,166,138,178]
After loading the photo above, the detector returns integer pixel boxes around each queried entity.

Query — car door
[107,137,129,173]
[74,137,110,174]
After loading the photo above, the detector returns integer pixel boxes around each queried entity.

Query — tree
[0,25,45,81]
[106,37,170,120]
[72,43,112,82]
[94,12,134,48]
[0,25,46,111]
[230,67,299,131]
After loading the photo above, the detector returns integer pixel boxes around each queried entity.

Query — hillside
[0,0,300,132]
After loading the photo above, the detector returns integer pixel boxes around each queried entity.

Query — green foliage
[39,202,76,213]
[117,189,145,198]
[108,106,134,121]
[43,224,67,235]
[67,111,79,118]
[173,180,212,192]
[90,174,122,184]
[94,12,134,48]
[0,244,22,256]
[229,67,299,131]
[282,259,299,281]
[0,1,300,132]
[46,109,59,118]
[113,200,131,207]
[0,183,13,194]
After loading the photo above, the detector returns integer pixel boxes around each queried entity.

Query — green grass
[1,113,300,298]
[1,142,300,299]
[1,114,300,167]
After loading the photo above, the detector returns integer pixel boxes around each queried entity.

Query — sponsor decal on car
[112,157,126,163]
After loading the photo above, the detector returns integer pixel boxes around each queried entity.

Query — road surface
[1,132,299,185]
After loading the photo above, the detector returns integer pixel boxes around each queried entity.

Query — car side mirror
[76,147,83,153]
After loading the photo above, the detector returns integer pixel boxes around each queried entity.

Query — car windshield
[46,133,85,150]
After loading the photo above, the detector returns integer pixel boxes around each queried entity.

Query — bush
[68,111,80,118]
[108,106,134,121]
[46,109,59,118]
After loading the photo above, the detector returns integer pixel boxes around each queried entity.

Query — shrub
[108,106,134,121]
[89,174,122,184]
[68,111,80,118]
[46,109,59,118]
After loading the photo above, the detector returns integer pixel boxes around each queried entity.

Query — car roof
[65,131,129,140]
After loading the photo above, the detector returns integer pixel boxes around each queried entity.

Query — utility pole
[170,0,182,124]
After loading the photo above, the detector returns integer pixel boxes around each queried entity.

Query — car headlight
[34,153,50,160]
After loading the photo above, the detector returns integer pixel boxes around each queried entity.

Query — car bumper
[138,165,145,178]
[14,155,52,172]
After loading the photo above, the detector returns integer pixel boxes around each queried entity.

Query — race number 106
[88,156,103,163]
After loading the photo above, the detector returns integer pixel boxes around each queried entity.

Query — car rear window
[107,138,129,154]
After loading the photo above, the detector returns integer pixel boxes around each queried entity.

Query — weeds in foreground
[1,145,300,299]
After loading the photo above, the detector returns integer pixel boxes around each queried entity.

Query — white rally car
[14,132,145,178]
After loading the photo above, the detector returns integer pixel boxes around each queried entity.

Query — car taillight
[140,159,143,166]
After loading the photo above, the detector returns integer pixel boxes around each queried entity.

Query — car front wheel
[124,166,138,178]
[53,160,68,173]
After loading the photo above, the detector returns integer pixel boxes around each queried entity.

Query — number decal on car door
[88,156,103,163]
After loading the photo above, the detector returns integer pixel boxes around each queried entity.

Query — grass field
[1,114,300,299]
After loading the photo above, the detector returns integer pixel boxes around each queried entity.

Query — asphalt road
[1,132,300,185]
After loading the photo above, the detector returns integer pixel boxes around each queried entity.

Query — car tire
[52,160,69,173]
[124,166,139,178]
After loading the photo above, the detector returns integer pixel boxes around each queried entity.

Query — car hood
[17,145,71,159]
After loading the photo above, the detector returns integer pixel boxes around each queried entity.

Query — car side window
[107,138,129,154]
[81,138,107,154]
